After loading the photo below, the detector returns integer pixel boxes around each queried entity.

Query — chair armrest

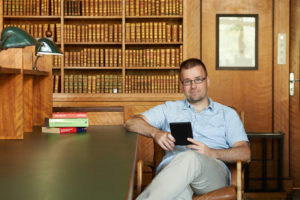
[237,160,246,200]
[136,160,155,195]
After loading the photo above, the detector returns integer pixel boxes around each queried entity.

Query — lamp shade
[0,26,37,49]
[36,38,63,56]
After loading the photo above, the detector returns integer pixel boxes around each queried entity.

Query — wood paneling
[290,0,300,187]
[201,0,273,132]
[183,0,201,59]
[273,0,290,179]
[88,112,123,125]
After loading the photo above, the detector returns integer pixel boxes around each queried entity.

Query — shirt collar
[183,98,215,111]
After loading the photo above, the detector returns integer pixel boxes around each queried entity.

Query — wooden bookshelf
[0,0,184,96]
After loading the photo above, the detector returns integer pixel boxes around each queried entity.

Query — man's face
[180,65,209,103]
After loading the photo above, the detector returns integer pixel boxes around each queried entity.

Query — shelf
[64,16,122,19]
[125,42,183,45]
[3,16,60,19]
[53,93,185,102]
[126,67,180,69]
[0,67,21,74]
[23,69,50,76]
[64,42,122,45]
[126,15,183,19]
[64,67,122,69]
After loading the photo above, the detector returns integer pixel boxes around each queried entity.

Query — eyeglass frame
[181,76,207,86]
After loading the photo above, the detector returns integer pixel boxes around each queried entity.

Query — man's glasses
[181,76,207,86]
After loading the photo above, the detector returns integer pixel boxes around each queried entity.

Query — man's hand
[154,131,175,151]
[186,138,215,158]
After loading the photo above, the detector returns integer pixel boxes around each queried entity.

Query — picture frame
[216,14,258,70]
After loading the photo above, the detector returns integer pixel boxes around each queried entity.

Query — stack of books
[42,112,89,134]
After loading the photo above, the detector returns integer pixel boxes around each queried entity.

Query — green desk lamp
[33,38,63,70]
[0,26,37,50]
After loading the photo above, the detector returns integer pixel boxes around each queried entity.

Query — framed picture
[216,14,258,70]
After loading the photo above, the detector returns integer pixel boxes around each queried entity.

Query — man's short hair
[179,58,208,77]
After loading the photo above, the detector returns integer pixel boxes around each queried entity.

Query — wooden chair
[124,106,246,200]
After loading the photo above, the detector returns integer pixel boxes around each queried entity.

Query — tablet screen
[169,122,193,145]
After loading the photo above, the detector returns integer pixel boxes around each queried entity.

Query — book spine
[60,127,87,134]
[52,112,88,118]
[46,118,89,127]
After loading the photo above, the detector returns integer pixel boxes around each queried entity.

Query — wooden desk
[0,126,138,200]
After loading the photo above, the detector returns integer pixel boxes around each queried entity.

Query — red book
[42,127,87,134]
[52,112,88,119]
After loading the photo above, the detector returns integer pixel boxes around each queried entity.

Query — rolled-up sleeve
[142,104,166,130]
[225,110,249,147]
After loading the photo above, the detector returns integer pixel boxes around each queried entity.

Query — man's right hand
[153,131,175,151]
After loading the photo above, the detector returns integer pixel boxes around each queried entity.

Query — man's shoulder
[211,100,237,114]
[164,99,186,108]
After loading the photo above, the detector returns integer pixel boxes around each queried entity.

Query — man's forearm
[124,115,161,138]
[212,142,251,163]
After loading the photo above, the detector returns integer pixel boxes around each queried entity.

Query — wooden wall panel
[273,0,290,180]
[183,0,201,59]
[88,112,123,125]
[201,0,273,132]
[290,0,300,187]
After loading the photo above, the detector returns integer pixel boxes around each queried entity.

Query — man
[124,58,251,200]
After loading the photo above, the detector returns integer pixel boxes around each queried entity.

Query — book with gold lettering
[83,74,88,93]
[130,23,135,42]
[108,24,113,42]
[87,75,92,93]
[95,48,100,67]
[64,74,69,93]
[135,23,141,42]
[172,24,178,42]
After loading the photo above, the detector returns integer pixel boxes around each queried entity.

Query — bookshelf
[0,0,184,96]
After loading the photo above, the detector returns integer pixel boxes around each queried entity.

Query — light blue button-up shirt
[142,98,249,175]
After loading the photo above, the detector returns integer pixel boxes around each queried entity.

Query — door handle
[290,72,300,96]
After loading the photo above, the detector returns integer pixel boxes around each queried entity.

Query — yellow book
[118,49,122,67]
[104,24,109,42]
[125,0,129,16]
[135,23,141,42]
[109,24,113,42]
[129,0,134,16]
[113,49,118,67]
[135,0,139,16]
[96,24,101,42]
[118,24,122,42]
[93,24,97,42]
[95,0,99,15]
[172,24,178,42]
[99,0,103,16]
[141,22,145,42]
[100,49,104,67]
[95,48,100,66]
[166,24,171,42]
[153,22,158,42]
[114,24,118,42]
[130,23,135,42]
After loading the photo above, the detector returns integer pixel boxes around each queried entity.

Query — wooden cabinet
[0,0,184,96]
[0,46,52,139]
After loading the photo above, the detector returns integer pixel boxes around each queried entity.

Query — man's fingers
[187,137,200,145]
[168,133,176,142]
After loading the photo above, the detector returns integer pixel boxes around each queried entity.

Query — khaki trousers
[136,150,229,200]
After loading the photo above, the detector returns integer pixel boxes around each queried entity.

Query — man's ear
[207,76,210,87]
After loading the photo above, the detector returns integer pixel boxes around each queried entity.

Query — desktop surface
[0,125,137,200]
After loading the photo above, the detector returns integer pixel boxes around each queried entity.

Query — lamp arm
[33,55,41,70]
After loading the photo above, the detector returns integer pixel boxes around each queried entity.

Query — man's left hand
[186,138,215,158]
